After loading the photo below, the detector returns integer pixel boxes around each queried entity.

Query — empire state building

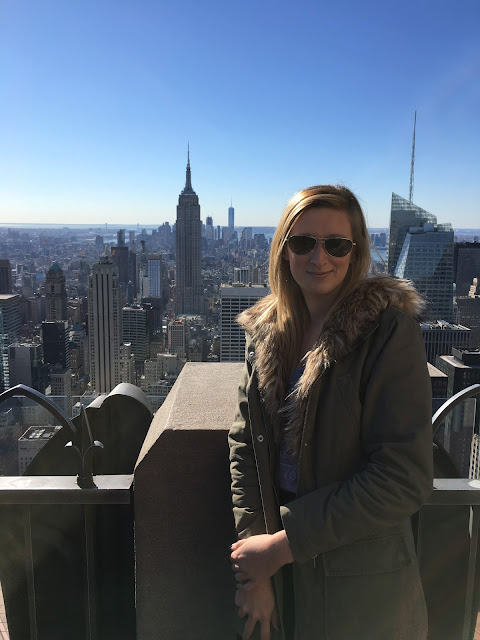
[175,150,203,315]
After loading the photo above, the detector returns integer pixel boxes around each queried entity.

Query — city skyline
[1,1,479,228]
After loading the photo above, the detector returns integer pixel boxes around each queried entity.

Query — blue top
[277,365,304,495]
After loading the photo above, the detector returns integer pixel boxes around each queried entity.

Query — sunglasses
[286,235,356,257]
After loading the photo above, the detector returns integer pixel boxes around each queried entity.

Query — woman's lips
[307,270,333,278]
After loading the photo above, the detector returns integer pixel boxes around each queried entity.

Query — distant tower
[168,318,187,358]
[0,260,12,294]
[175,147,203,315]
[228,200,235,231]
[45,263,68,321]
[111,245,129,289]
[8,343,48,393]
[42,320,70,369]
[122,305,149,373]
[205,216,214,241]
[0,294,21,392]
[87,254,122,394]
[147,255,163,298]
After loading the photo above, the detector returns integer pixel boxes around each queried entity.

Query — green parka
[229,276,433,640]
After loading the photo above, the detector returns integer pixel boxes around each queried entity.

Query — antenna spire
[181,144,195,194]
[409,111,416,203]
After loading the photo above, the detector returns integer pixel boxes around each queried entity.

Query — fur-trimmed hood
[238,275,425,456]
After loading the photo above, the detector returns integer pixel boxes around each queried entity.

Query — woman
[229,185,433,640]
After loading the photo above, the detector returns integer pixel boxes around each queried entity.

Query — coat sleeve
[280,310,434,564]
[228,346,267,539]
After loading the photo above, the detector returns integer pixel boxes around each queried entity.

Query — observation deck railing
[0,371,479,640]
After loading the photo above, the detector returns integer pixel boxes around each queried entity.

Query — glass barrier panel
[434,397,478,478]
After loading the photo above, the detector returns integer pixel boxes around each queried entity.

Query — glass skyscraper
[387,193,436,275]
[388,193,454,322]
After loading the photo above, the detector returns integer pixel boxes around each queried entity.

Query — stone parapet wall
[134,362,243,640]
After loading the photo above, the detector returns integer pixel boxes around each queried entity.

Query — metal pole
[84,504,97,640]
[463,505,480,640]
[23,506,38,640]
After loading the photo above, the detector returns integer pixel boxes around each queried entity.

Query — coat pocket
[323,535,427,640]
[324,533,411,576]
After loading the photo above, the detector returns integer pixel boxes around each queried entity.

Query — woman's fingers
[260,616,272,640]
[272,608,279,631]
[242,616,256,640]
[231,539,246,552]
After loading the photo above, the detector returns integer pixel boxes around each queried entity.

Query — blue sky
[1,0,479,228]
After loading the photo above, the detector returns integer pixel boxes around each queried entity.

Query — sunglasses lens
[288,236,317,254]
[324,238,353,257]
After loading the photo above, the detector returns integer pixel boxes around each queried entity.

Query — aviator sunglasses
[286,235,356,258]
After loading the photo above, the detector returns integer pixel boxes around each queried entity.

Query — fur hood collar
[238,276,425,456]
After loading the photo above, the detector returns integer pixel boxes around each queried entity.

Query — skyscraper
[228,202,234,231]
[168,319,187,358]
[457,278,480,349]
[388,193,454,322]
[122,304,149,373]
[45,263,68,321]
[175,149,203,315]
[8,343,48,394]
[87,254,122,394]
[147,255,163,298]
[0,294,21,392]
[205,216,214,241]
[220,283,270,361]
[387,193,436,275]
[454,242,480,296]
[42,320,70,369]
[0,260,12,294]
[394,221,454,322]
[111,245,129,288]
[420,321,470,364]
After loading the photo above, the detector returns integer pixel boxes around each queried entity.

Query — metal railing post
[23,506,38,640]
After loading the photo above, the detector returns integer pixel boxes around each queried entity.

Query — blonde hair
[247,185,371,371]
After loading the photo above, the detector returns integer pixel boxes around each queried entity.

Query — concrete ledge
[134,363,243,640]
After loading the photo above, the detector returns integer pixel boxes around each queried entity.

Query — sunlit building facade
[220,283,270,362]
[394,222,455,322]
[387,193,437,276]
[87,255,122,394]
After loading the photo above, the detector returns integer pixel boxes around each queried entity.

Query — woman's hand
[231,531,294,589]
[235,577,279,640]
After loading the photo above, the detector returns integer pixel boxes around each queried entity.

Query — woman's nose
[308,242,328,263]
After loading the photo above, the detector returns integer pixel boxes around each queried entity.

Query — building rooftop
[427,362,447,378]
[0,294,19,301]
[19,425,62,441]
[437,355,470,369]
[420,321,470,330]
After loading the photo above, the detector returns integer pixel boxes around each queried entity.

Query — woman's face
[284,207,354,308]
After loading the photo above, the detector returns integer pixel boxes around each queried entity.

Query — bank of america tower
[175,149,203,315]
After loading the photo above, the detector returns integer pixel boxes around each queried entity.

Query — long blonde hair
[246,185,371,372]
